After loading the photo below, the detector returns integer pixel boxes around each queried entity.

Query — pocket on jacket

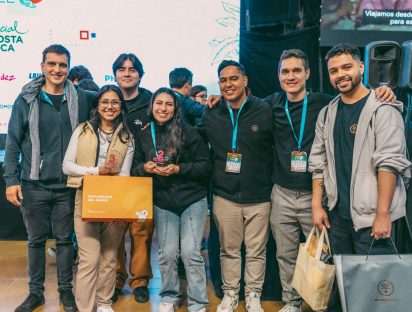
[39,151,62,182]
[353,172,377,215]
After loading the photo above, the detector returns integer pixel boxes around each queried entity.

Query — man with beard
[207,49,394,312]
[309,43,411,312]
[111,53,154,304]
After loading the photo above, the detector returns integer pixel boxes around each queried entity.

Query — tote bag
[334,238,412,312]
[292,226,336,310]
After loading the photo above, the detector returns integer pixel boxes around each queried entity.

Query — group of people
[3,41,409,312]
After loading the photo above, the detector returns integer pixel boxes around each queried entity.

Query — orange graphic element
[82,175,153,222]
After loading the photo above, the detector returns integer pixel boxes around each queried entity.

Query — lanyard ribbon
[284,95,308,151]
[150,121,158,157]
[226,98,248,152]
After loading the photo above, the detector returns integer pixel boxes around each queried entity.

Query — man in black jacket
[3,44,95,312]
[169,67,205,126]
[111,53,154,304]
[199,60,273,312]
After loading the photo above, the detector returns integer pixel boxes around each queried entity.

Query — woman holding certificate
[132,87,210,312]
[63,84,134,312]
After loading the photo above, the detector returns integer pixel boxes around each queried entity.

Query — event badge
[225,152,242,173]
[291,151,307,172]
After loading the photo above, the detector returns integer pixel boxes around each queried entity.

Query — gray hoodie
[309,90,411,230]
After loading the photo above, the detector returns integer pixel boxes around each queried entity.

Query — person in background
[63,84,134,312]
[68,65,94,85]
[190,85,208,105]
[133,87,210,312]
[3,44,95,312]
[169,68,205,126]
[78,78,99,92]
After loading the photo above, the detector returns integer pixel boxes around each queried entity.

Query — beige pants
[213,195,271,296]
[74,190,124,312]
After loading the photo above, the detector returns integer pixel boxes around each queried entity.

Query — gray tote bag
[334,238,412,312]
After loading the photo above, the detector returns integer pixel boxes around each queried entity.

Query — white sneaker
[279,303,301,312]
[217,290,239,312]
[245,292,263,312]
[97,305,114,312]
[158,302,174,312]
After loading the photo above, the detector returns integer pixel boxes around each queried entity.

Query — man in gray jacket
[309,43,411,312]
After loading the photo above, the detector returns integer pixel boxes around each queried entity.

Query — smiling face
[278,57,310,99]
[41,52,69,90]
[115,59,141,91]
[152,92,175,125]
[218,65,248,108]
[97,90,122,125]
[327,53,364,94]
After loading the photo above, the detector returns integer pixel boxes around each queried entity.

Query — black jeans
[327,208,396,312]
[20,182,75,296]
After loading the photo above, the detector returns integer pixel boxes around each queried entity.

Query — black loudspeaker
[400,41,412,90]
[244,0,300,30]
[364,41,400,89]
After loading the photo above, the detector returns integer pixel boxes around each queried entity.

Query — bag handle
[304,226,316,251]
[366,236,401,260]
[315,226,332,260]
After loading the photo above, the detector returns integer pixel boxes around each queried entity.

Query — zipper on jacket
[58,110,64,184]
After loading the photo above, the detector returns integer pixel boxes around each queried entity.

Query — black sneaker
[15,293,45,312]
[59,290,77,312]
[133,286,149,303]
[111,287,122,303]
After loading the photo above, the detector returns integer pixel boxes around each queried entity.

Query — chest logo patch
[251,125,259,132]
[350,124,357,134]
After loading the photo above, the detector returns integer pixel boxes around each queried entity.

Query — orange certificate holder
[82,175,153,222]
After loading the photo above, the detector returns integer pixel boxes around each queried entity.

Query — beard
[334,73,362,94]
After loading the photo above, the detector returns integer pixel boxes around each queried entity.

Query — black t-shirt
[45,92,64,112]
[264,92,333,191]
[333,93,369,219]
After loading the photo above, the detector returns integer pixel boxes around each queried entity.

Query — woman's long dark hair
[148,87,184,159]
[86,84,131,144]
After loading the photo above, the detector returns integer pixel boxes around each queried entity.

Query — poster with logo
[0,0,240,135]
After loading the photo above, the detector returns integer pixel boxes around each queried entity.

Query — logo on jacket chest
[251,124,259,132]
[134,118,143,127]
[350,124,357,134]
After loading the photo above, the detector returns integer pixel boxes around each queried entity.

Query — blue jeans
[20,182,75,296]
[154,198,208,311]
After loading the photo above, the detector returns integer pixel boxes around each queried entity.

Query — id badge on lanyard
[285,94,308,173]
[291,151,307,172]
[225,152,242,173]
[224,99,247,174]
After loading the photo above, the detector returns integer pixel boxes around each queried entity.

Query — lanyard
[284,95,308,151]
[150,121,158,157]
[226,98,248,152]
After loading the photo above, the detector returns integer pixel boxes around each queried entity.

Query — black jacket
[3,84,95,189]
[198,95,274,204]
[132,123,210,214]
[175,92,205,126]
[125,87,152,136]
